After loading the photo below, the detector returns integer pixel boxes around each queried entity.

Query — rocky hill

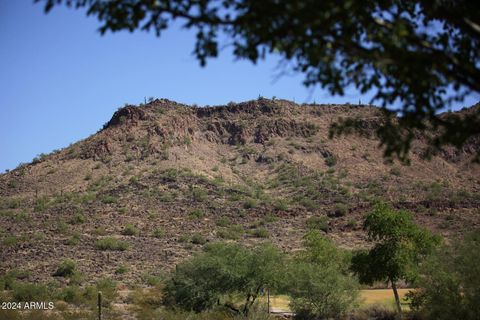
[1,98,479,283]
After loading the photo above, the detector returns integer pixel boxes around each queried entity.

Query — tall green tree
[36,0,480,161]
[411,231,480,320]
[287,231,359,319]
[164,242,284,316]
[351,203,440,315]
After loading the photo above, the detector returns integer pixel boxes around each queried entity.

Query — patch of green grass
[215,216,230,227]
[249,228,269,238]
[1,197,22,209]
[34,196,49,212]
[66,232,81,245]
[274,199,288,210]
[347,219,357,228]
[95,237,129,251]
[153,228,165,238]
[191,187,208,202]
[141,273,165,286]
[191,233,207,245]
[3,235,27,246]
[306,216,329,232]
[178,235,190,243]
[325,154,337,167]
[68,212,86,225]
[122,223,139,236]
[101,195,117,204]
[56,220,69,234]
[115,265,129,275]
[263,214,278,224]
[332,203,348,217]
[93,227,107,236]
[189,209,204,219]
[7,180,18,189]
[217,225,244,240]
[243,198,258,209]
[183,136,192,146]
[11,282,50,301]
[159,191,177,202]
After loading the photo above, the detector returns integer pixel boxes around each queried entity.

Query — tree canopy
[411,231,480,320]
[163,242,284,315]
[36,0,480,161]
[287,231,359,319]
[351,203,440,314]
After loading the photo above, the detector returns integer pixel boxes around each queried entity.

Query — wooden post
[267,287,270,314]
[98,291,102,320]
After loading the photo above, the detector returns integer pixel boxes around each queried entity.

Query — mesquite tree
[351,203,440,315]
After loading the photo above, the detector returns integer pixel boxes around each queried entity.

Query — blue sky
[0,1,478,173]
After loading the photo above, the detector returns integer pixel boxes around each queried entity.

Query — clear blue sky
[0,1,478,173]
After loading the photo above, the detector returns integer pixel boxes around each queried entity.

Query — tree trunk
[391,280,402,318]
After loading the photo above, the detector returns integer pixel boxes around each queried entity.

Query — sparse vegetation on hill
[0,99,479,319]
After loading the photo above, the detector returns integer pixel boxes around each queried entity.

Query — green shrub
[95,237,129,251]
[118,207,127,214]
[243,198,257,209]
[263,214,278,224]
[325,155,337,167]
[122,223,139,236]
[101,195,117,204]
[141,273,165,286]
[274,199,288,210]
[153,228,165,238]
[217,225,243,240]
[249,228,269,238]
[347,219,357,228]
[333,203,348,217]
[183,136,192,146]
[411,231,480,320]
[34,196,49,212]
[164,242,284,315]
[58,285,84,304]
[215,217,230,227]
[306,216,329,232]
[159,191,177,202]
[192,187,208,202]
[299,197,318,209]
[7,180,18,189]
[53,259,76,277]
[56,220,69,234]
[178,235,190,243]
[3,236,19,246]
[191,234,207,245]
[0,270,30,290]
[115,265,129,275]
[287,231,359,319]
[12,282,50,301]
[189,209,204,219]
[83,278,118,307]
[68,212,86,225]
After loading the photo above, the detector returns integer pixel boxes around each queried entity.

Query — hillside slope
[1,98,479,283]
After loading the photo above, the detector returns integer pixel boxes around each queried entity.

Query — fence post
[98,291,102,320]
